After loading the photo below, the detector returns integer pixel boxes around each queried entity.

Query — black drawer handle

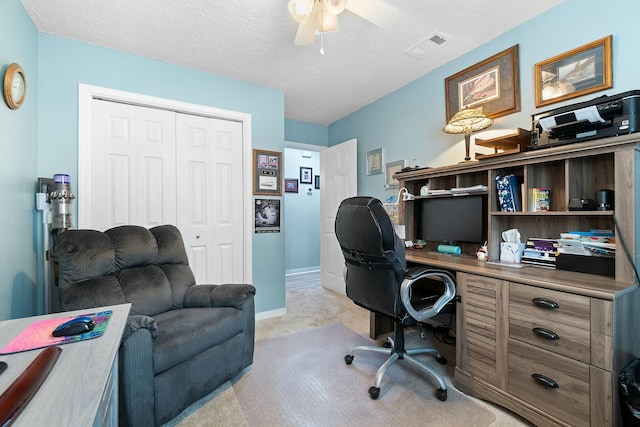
[532,297,559,310]
[532,327,559,340]
[532,373,559,389]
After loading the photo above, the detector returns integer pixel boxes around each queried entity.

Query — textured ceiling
[21,0,564,125]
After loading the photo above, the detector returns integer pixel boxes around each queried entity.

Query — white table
[0,303,130,426]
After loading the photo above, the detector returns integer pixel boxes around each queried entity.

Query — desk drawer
[508,339,590,427]
[509,310,590,363]
[510,282,590,330]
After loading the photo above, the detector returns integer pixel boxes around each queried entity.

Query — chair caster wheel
[436,355,447,364]
[368,386,380,399]
[344,355,354,365]
[436,388,447,401]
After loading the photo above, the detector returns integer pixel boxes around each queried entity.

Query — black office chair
[335,196,456,401]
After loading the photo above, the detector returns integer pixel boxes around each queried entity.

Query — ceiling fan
[288,0,400,52]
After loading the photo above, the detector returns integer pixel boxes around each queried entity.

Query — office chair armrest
[400,267,456,322]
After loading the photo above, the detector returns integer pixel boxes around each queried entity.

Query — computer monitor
[417,194,486,244]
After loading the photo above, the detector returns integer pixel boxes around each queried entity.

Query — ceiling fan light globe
[325,0,348,15]
[318,10,339,32]
[288,0,312,22]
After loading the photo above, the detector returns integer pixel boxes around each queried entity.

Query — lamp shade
[443,107,493,161]
[443,107,493,135]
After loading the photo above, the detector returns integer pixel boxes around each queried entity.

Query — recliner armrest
[400,268,456,322]
[183,283,256,309]
[123,314,158,341]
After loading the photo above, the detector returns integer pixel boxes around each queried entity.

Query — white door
[89,99,177,230]
[176,114,245,284]
[320,138,357,294]
[84,97,246,285]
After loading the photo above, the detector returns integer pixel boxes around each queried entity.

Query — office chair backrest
[335,197,407,318]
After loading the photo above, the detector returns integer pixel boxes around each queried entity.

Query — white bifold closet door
[88,99,245,285]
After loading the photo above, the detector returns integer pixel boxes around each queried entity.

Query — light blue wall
[283,148,321,272]
[0,1,40,320]
[329,0,640,203]
[35,35,286,315]
[285,119,328,147]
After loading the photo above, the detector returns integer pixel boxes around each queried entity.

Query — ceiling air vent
[406,31,450,59]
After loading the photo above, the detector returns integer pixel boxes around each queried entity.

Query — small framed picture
[366,148,383,175]
[385,160,405,189]
[253,149,282,196]
[314,175,320,190]
[284,179,298,193]
[300,167,313,184]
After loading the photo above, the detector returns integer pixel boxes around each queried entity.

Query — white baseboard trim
[285,266,320,276]
[256,307,287,321]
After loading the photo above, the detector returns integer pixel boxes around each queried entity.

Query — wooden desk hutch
[394,134,640,426]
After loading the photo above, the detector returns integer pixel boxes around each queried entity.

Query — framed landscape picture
[534,35,612,107]
[445,45,520,122]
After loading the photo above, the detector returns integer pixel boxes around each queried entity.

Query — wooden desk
[394,251,640,426]
[0,304,130,426]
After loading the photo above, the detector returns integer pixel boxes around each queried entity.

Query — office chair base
[344,337,448,401]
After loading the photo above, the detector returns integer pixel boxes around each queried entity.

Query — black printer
[530,90,640,148]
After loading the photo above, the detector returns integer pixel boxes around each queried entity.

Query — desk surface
[406,249,633,300]
[0,304,130,426]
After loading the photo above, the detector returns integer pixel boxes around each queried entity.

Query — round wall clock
[3,63,27,110]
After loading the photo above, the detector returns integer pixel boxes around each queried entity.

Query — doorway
[283,143,323,282]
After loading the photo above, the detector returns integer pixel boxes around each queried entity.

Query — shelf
[474,128,530,160]
[415,192,488,199]
[491,210,614,216]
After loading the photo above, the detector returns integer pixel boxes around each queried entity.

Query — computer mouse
[52,316,95,337]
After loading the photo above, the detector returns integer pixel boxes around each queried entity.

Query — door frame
[77,83,253,283]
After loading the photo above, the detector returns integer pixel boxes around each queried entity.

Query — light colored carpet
[165,283,531,426]
[234,323,495,426]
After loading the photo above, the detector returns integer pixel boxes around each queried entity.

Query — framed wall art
[300,167,313,184]
[284,178,298,193]
[445,45,520,122]
[254,199,280,233]
[366,148,383,176]
[253,149,282,196]
[534,35,612,108]
[385,160,405,189]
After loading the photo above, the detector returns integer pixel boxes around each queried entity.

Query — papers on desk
[426,185,487,196]
[557,239,616,257]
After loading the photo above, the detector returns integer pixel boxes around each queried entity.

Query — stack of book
[558,230,615,257]
[521,238,559,268]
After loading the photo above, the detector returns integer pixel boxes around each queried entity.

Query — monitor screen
[417,195,486,244]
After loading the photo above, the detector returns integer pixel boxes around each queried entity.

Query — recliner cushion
[115,265,173,316]
[152,307,243,374]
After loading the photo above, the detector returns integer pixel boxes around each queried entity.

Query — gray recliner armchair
[55,224,256,426]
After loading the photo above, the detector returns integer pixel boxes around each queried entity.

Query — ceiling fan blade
[294,6,318,45]
[346,0,400,29]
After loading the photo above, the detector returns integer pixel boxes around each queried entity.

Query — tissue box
[500,242,525,263]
